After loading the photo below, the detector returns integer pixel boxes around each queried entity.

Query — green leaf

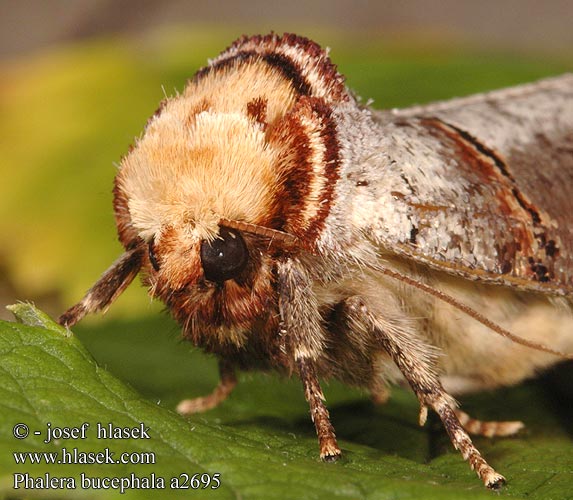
[1,304,572,499]
[6,302,71,334]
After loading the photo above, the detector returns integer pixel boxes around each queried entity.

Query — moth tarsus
[60,33,573,489]
[177,359,237,414]
[453,410,525,438]
[297,357,341,461]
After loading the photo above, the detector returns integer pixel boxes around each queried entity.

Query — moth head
[110,34,349,346]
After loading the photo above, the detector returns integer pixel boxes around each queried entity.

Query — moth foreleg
[177,359,237,415]
[343,296,506,489]
[277,258,340,460]
[276,258,327,360]
[58,247,144,327]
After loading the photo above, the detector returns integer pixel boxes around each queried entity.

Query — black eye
[148,239,160,271]
[200,227,248,283]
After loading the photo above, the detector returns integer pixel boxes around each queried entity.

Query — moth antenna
[379,265,573,360]
[218,218,298,246]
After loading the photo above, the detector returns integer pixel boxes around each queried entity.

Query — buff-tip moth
[59,33,573,488]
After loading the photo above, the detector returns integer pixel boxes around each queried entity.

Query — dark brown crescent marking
[246,97,268,127]
[267,97,341,247]
[194,50,313,98]
[206,32,348,104]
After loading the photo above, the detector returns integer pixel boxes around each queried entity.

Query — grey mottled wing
[364,74,573,296]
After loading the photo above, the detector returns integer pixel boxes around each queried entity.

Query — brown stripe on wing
[434,119,543,224]
[421,117,560,285]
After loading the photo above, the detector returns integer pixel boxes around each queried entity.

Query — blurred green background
[1,2,573,498]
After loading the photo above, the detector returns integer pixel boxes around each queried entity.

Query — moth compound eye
[148,239,160,271]
[200,227,248,283]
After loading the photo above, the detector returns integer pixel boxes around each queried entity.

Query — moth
[59,33,573,488]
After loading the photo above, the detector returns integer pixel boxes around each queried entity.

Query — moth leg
[277,258,340,461]
[58,247,144,327]
[177,359,237,415]
[344,296,505,489]
[297,357,341,460]
[370,380,392,405]
[455,409,525,438]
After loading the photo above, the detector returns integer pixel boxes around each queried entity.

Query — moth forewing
[59,33,573,489]
[367,74,573,295]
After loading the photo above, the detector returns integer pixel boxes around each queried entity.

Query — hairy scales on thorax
[60,33,573,489]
